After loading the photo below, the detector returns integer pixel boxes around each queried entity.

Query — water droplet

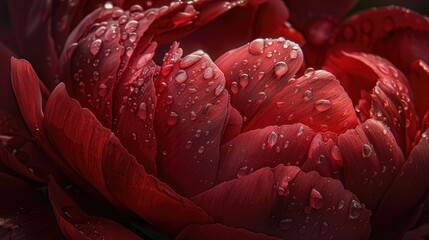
[190,111,197,121]
[198,145,205,154]
[180,54,202,68]
[137,102,147,120]
[230,82,239,94]
[304,90,313,102]
[274,61,288,77]
[337,200,345,210]
[215,83,225,96]
[258,91,267,101]
[297,125,304,136]
[92,71,99,81]
[248,38,265,55]
[175,70,188,83]
[279,219,293,231]
[66,43,78,59]
[349,200,362,219]
[203,103,213,114]
[185,140,192,149]
[290,50,298,59]
[98,84,108,97]
[377,63,389,75]
[130,4,144,13]
[95,26,107,37]
[321,221,329,235]
[204,67,214,80]
[112,9,124,19]
[90,39,102,56]
[362,144,372,157]
[294,85,301,93]
[284,140,289,148]
[239,74,249,88]
[125,20,139,34]
[258,71,265,80]
[267,131,278,147]
[330,145,342,161]
[237,166,248,178]
[309,188,324,209]
[314,99,332,112]
[129,32,138,42]
[304,67,315,77]
[167,112,179,125]
[104,48,111,56]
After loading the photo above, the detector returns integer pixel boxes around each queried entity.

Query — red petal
[102,135,213,235]
[111,39,158,175]
[8,0,58,89]
[1,134,62,184]
[11,58,100,196]
[176,224,281,240]
[48,178,141,240]
[0,43,19,115]
[220,103,243,144]
[0,173,63,239]
[337,119,405,210]
[215,38,304,124]
[326,6,429,66]
[300,133,344,181]
[217,124,314,183]
[0,110,30,138]
[61,6,165,128]
[252,0,305,45]
[285,0,358,39]
[51,0,104,55]
[373,128,429,239]
[409,60,429,119]
[43,83,122,208]
[192,165,371,239]
[216,40,357,134]
[10,58,44,137]
[154,46,229,197]
[374,29,429,76]
[324,52,419,153]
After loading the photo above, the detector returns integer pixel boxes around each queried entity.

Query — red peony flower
[1,0,428,239]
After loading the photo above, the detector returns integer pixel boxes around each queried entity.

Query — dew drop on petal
[175,70,188,83]
[137,102,147,120]
[362,144,372,158]
[167,112,179,125]
[279,219,293,231]
[198,145,205,154]
[180,54,202,68]
[290,50,298,59]
[90,39,102,56]
[248,38,265,55]
[337,200,345,210]
[274,61,288,77]
[230,82,239,94]
[204,67,214,80]
[215,83,225,96]
[239,73,249,88]
[304,67,315,77]
[267,131,278,147]
[349,200,362,219]
[314,99,332,112]
[97,83,108,97]
[309,188,324,209]
[185,140,192,149]
[330,145,342,161]
[304,90,313,102]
